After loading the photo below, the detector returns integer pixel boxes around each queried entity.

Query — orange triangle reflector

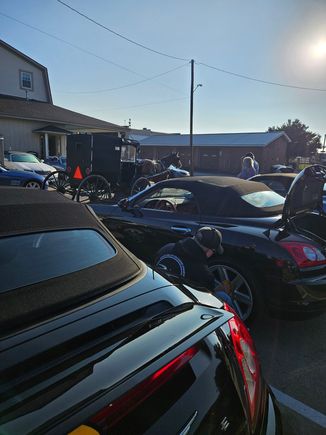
[73,166,83,180]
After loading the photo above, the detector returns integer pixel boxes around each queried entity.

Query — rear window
[241,190,285,208]
[0,230,116,293]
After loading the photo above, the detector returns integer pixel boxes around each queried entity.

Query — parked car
[250,173,297,197]
[0,187,281,434]
[0,164,45,188]
[92,165,326,322]
[4,151,56,176]
[270,164,295,173]
[44,155,67,171]
[250,173,326,211]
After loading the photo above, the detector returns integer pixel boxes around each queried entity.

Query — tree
[268,119,321,160]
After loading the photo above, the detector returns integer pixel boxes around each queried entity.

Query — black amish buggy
[43,132,189,202]
[43,133,140,202]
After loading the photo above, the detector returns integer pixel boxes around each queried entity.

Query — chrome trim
[178,411,198,435]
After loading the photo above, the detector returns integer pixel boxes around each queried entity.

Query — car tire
[24,180,42,189]
[208,260,265,324]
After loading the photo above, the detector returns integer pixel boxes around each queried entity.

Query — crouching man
[155,226,238,313]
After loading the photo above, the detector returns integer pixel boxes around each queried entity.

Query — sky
[1,0,326,138]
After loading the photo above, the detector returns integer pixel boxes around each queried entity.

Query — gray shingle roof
[0,97,123,131]
[139,132,291,147]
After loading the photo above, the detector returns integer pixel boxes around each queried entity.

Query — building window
[20,70,33,90]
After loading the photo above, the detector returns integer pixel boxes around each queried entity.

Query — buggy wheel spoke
[76,175,112,203]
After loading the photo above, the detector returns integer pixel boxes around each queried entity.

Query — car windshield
[241,190,285,208]
[10,153,40,163]
[0,229,116,293]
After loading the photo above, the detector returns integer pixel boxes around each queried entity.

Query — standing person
[238,156,256,179]
[154,227,236,310]
[245,152,259,174]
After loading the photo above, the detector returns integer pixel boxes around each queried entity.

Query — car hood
[282,165,326,222]
[5,161,55,172]
[6,169,44,180]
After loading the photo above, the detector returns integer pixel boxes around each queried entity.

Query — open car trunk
[281,165,326,242]
[292,213,326,243]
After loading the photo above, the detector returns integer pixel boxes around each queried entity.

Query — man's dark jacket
[155,238,215,291]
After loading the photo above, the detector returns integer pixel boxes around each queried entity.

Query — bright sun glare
[312,40,326,58]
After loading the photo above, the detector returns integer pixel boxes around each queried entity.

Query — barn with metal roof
[139,132,291,174]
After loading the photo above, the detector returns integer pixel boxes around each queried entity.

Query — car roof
[161,175,264,191]
[153,176,284,217]
[5,150,29,154]
[0,188,143,331]
[251,173,297,179]
[0,188,97,236]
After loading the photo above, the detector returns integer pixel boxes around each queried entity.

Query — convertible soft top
[0,187,97,236]
[0,188,142,331]
[157,176,284,217]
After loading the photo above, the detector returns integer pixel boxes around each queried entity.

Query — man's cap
[195,227,224,254]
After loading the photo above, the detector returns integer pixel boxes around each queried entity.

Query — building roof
[0,97,123,131]
[33,125,73,134]
[0,39,53,103]
[139,132,291,147]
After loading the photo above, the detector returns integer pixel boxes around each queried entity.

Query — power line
[198,61,326,92]
[4,11,324,94]
[109,97,188,111]
[0,12,184,94]
[55,63,188,94]
[57,0,189,62]
[0,12,143,76]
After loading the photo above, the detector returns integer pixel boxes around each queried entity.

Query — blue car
[44,156,66,171]
[0,164,45,188]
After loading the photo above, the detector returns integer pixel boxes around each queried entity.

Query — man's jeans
[214,290,240,316]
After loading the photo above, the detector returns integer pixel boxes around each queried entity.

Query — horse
[130,152,190,195]
[137,152,182,177]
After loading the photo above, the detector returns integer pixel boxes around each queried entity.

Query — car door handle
[171,226,192,235]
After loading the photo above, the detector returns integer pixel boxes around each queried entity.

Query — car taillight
[90,345,198,430]
[224,303,261,424]
[280,241,326,268]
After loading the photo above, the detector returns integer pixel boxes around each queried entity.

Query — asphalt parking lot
[251,312,326,434]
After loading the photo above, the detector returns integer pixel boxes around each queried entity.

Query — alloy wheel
[25,181,41,189]
[209,264,254,321]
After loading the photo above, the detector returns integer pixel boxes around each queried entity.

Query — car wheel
[209,261,264,323]
[24,180,42,189]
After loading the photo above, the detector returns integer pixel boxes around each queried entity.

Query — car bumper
[263,390,283,435]
[266,273,326,314]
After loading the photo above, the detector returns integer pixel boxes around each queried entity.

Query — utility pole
[189,59,194,176]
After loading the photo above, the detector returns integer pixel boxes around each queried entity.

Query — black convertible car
[0,188,281,434]
[92,165,326,322]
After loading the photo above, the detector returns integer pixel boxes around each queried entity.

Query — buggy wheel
[42,171,75,197]
[76,175,112,203]
[131,177,151,195]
